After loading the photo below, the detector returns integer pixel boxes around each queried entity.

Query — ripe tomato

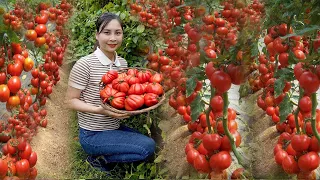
[210,95,223,112]
[125,75,140,85]
[124,95,144,111]
[136,70,152,83]
[128,83,145,95]
[23,57,34,72]
[299,96,312,113]
[202,133,221,151]
[186,148,200,165]
[275,149,288,165]
[149,73,163,83]
[101,70,118,84]
[112,79,130,93]
[298,152,319,172]
[109,92,126,109]
[7,61,23,76]
[35,24,47,36]
[209,151,232,171]
[35,14,49,24]
[210,70,232,93]
[35,37,46,47]
[15,159,30,178]
[144,93,159,107]
[25,30,37,41]
[28,151,37,168]
[193,154,210,173]
[0,85,10,102]
[0,159,8,178]
[145,83,163,95]
[7,76,21,94]
[205,61,215,78]
[282,155,299,174]
[299,71,320,94]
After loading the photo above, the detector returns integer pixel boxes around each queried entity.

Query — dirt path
[30,64,72,179]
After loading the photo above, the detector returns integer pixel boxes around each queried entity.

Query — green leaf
[153,154,163,163]
[120,12,126,20]
[6,31,20,43]
[274,77,286,98]
[137,24,145,33]
[274,67,294,79]
[191,94,204,122]
[250,42,259,58]
[279,94,293,123]
[133,36,139,44]
[186,76,197,98]
[288,50,297,65]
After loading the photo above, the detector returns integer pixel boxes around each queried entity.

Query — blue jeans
[79,125,156,163]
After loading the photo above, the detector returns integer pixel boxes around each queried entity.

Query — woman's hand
[96,106,130,119]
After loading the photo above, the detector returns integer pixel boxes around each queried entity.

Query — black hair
[96,12,123,34]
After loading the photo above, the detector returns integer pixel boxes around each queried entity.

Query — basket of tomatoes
[99,67,166,115]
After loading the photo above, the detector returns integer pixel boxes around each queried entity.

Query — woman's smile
[108,44,117,48]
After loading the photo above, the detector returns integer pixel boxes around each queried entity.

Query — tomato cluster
[130,0,265,178]
[100,69,164,111]
[0,0,72,179]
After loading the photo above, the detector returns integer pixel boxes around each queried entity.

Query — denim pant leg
[79,127,156,163]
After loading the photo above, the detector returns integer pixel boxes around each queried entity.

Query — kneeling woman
[65,12,156,171]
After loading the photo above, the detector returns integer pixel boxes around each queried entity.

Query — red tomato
[209,151,232,171]
[7,76,21,94]
[193,154,210,173]
[144,93,159,107]
[0,85,10,102]
[298,152,319,172]
[109,92,126,109]
[112,79,130,93]
[145,83,163,95]
[124,95,144,111]
[299,71,320,94]
[136,70,152,83]
[101,70,118,84]
[7,61,23,76]
[25,30,37,41]
[186,148,200,165]
[149,73,163,83]
[0,159,8,178]
[28,151,37,168]
[210,95,224,112]
[275,149,288,165]
[15,159,30,178]
[202,133,221,151]
[19,143,32,159]
[210,70,231,93]
[282,155,299,174]
[128,83,145,95]
[35,24,47,36]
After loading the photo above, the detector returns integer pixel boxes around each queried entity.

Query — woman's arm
[65,85,129,119]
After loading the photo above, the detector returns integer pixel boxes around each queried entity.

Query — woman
[65,12,156,172]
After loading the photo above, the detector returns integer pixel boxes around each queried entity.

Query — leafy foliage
[67,0,157,66]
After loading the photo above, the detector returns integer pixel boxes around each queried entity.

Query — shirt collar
[94,47,121,67]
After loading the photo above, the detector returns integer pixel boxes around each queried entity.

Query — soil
[30,63,73,179]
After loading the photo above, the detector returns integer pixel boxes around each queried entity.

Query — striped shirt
[68,48,128,131]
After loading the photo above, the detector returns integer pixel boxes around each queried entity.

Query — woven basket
[100,67,166,115]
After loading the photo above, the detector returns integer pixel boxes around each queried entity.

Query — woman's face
[96,19,123,56]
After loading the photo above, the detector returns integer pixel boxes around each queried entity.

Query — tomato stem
[222,92,244,167]
[206,86,215,133]
[294,86,303,134]
[311,93,320,143]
